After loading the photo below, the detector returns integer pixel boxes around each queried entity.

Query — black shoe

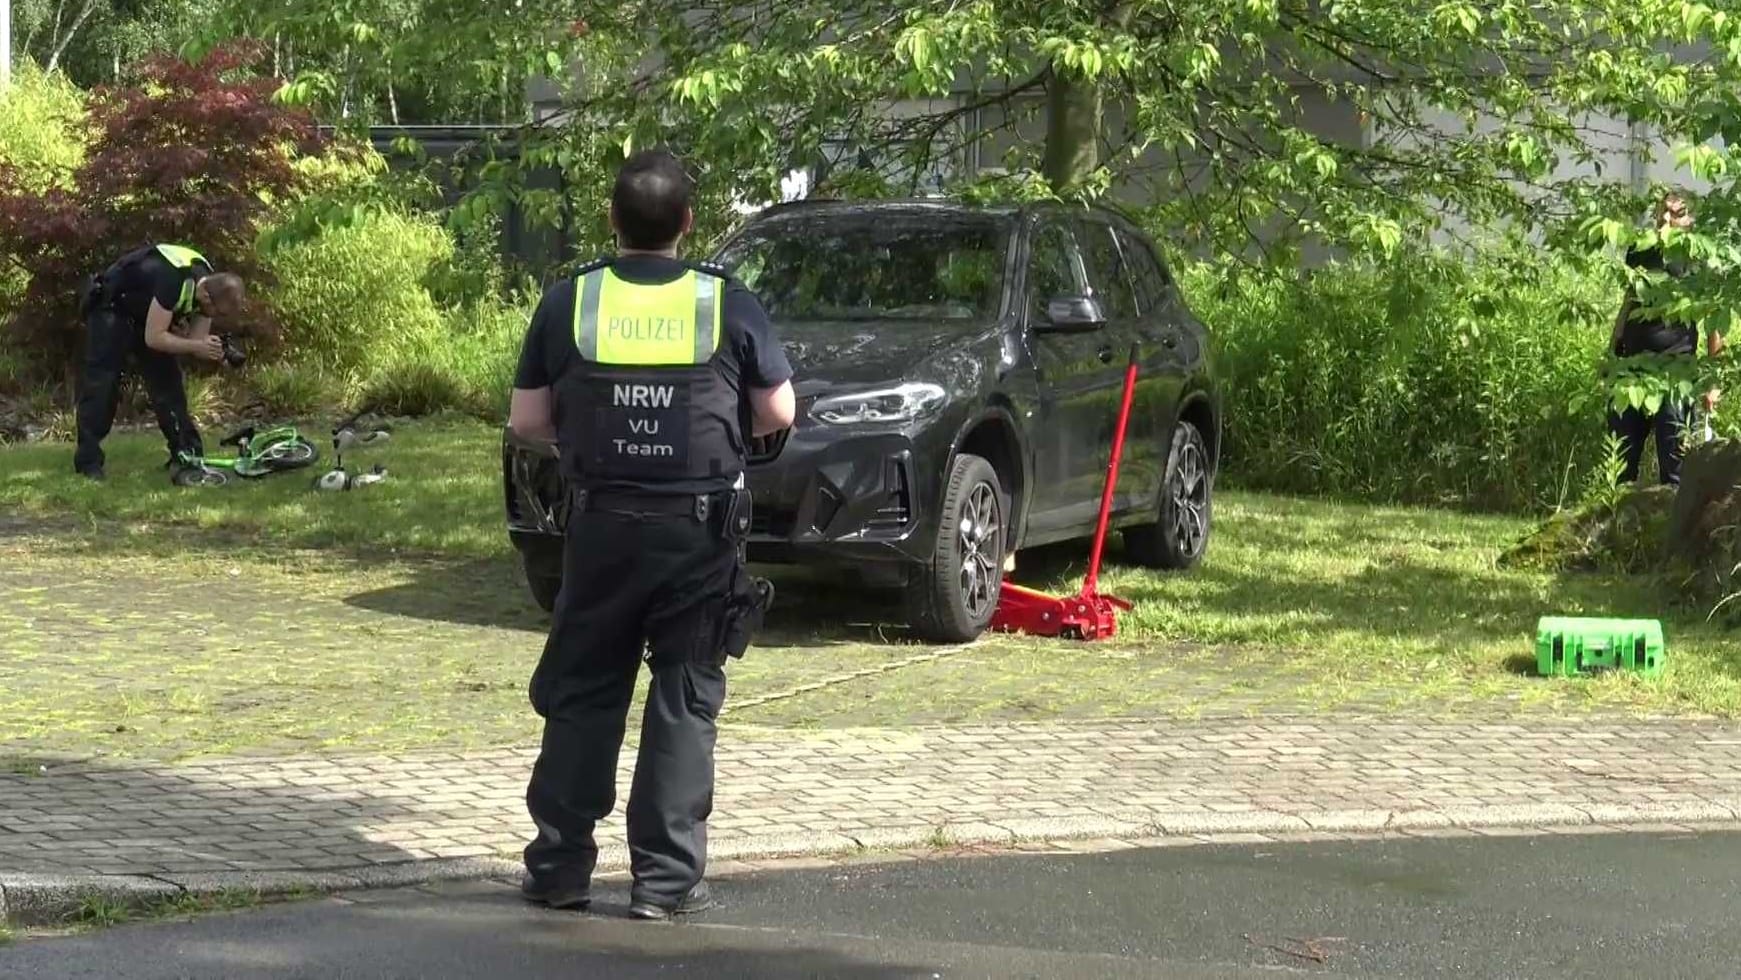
[76,466,105,481]
[629,880,716,921]
[521,872,591,911]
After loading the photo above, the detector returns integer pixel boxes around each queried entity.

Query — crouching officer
[73,243,247,480]
[508,148,796,920]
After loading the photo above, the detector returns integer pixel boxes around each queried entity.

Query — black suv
[503,199,1220,642]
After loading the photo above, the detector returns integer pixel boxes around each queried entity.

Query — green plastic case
[1535,617,1664,678]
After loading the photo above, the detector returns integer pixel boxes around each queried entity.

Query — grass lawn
[2,417,1739,762]
[0,413,509,559]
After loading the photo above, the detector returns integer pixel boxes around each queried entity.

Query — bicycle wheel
[259,438,318,471]
[172,466,230,488]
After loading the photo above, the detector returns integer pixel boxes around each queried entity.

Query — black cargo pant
[73,307,202,473]
[524,489,748,908]
[1607,398,1692,486]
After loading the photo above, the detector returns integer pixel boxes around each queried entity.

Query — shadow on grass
[1503,652,1541,675]
[342,559,550,633]
[340,557,923,649]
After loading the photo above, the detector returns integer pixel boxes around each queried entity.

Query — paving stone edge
[7,801,1740,928]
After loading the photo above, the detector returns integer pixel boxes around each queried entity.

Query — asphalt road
[6,830,1741,979]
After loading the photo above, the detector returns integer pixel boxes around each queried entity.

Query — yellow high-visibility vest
[573,268,722,365]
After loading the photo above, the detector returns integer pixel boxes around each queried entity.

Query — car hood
[776,319,985,393]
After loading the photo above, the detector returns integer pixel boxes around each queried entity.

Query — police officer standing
[508,149,795,920]
[73,243,247,480]
[1608,192,1725,485]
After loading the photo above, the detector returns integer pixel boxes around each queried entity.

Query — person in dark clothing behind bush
[72,243,247,481]
[1607,192,1725,485]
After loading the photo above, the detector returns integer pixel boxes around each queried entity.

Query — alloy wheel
[1170,442,1209,557]
[956,481,1004,620]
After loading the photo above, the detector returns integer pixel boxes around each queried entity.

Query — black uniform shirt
[106,247,206,326]
[514,255,793,494]
[1619,244,1697,357]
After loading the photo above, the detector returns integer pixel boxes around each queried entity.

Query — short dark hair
[201,272,246,316]
[612,149,693,251]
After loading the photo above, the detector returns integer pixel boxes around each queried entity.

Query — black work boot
[520,871,592,911]
[629,880,716,921]
[76,465,105,482]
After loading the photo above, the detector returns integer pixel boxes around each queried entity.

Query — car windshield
[716,214,1009,322]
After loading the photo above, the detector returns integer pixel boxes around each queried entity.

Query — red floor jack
[990,345,1138,640]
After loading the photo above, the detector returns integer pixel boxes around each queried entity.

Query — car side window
[1077,221,1139,321]
[1116,227,1172,316]
[1026,220,1083,318]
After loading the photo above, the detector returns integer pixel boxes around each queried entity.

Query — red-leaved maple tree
[0,42,322,388]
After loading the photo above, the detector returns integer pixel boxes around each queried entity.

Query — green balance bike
[170,419,320,488]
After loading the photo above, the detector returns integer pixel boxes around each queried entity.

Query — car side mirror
[1036,295,1107,333]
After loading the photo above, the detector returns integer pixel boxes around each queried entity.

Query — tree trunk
[46,0,99,74]
[340,45,352,119]
[1043,70,1103,195]
[1042,4,1131,196]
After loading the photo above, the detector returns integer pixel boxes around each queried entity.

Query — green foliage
[195,0,598,126]
[249,362,340,418]
[0,66,87,319]
[8,0,205,86]
[437,0,1735,268]
[0,65,87,186]
[356,294,529,420]
[1190,243,1618,513]
[258,206,451,376]
[255,193,531,420]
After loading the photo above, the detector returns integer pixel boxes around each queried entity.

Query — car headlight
[809,383,948,426]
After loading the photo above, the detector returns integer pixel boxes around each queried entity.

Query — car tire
[518,538,564,613]
[906,453,1006,643]
[1124,420,1212,570]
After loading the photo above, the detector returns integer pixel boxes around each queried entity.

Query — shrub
[0,66,86,325]
[0,43,320,383]
[355,297,530,421]
[259,207,451,377]
[249,362,343,418]
[1185,244,1619,513]
[357,357,475,419]
[0,65,86,187]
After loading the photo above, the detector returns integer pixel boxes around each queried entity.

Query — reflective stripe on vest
[573,268,722,366]
[154,244,211,315]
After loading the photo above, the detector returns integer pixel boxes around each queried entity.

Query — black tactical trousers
[1608,398,1692,486]
[73,308,202,473]
[524,494,744,908]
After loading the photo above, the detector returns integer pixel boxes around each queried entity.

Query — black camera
[219,334,246,369]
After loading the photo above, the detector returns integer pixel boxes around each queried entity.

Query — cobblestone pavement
[6,716,1741,891]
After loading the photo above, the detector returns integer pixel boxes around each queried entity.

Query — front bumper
[744,426,932,569]
[501,425,938,573]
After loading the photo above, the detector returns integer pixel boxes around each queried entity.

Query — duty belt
[577,488,725,521]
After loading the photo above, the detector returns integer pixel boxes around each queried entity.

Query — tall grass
[1184,244,1620,513]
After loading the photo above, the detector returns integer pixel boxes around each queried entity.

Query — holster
[718,567,775,661]
[715,485,771,661]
